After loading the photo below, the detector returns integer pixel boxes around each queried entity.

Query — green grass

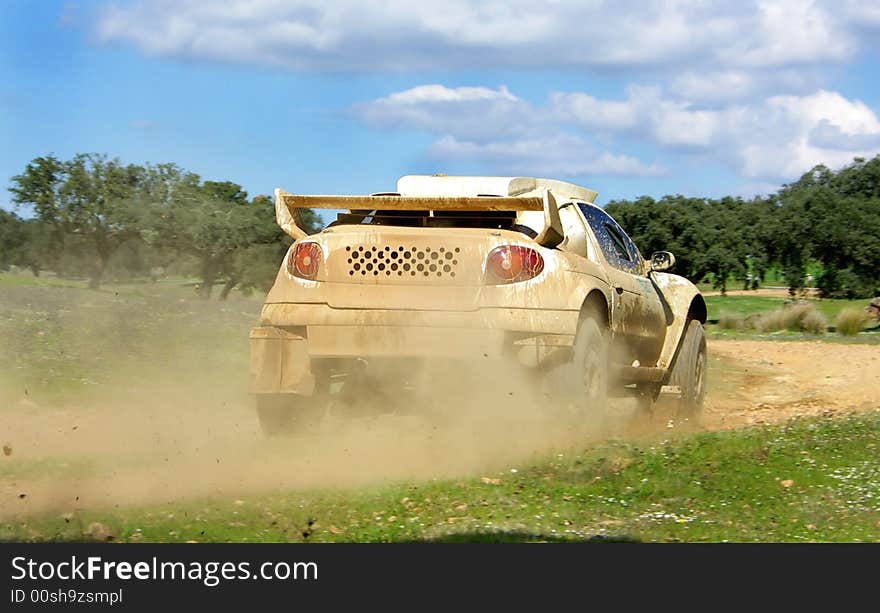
[0,272,261,406]
[0,274,83,289]
[705,294,869,320]
[4,411,879,543]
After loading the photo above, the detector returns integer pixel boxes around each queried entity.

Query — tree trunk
[89,254,110,290]
[199,279,214,299]
[219,277,238,301]
[89,260,104,289]
[198,257,218,299]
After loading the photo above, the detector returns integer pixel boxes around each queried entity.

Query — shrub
[784,302,814,331]
[753,309,787,333]
[753,302,826,334]
[835,308,869,336]
[800,309,828,335]
[718,310,745,331]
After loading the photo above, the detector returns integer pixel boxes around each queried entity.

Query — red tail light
[288,242,323,280]
[485,245,544,284]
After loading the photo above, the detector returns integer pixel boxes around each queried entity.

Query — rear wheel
[255,394,326,436]
[568,317,610,429]
[669,319,707,420]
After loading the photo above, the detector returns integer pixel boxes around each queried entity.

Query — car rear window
[329,210,537,237]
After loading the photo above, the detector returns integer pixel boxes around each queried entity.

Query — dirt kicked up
[1,339,878,520]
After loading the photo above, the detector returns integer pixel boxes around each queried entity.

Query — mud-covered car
[249,175,706,434]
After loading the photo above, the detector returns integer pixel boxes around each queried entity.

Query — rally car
[249,175,706,434]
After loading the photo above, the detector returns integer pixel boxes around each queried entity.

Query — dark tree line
[1,153,321,297]
[606,156,880,298]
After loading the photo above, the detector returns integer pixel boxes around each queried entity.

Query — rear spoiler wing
[274,188,564,248]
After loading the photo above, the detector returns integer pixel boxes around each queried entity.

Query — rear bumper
[259,302,577,336]
[307,324,506,358]
[249,303,577,394]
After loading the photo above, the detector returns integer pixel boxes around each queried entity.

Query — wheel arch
[578,289,610,330]
[688,293,707,324]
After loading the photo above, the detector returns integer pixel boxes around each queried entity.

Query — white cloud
[738,90,880,177]
[354,85,664,177]
[357,84,880,181]
[843,0,880,29]
[810,120,880,150]
[95,1,869,75]
[550,86,723,149]
[548,91,640,131]
[352,84,533,139]
[354,84,665,178]
[383,84,518,104]
[670,68,827,103]
[548,87,880,178]
[93,1,880,186]
[768,90,880,135]
[720,0,853,67]
[671,71,758,103]
[428,135,665,177]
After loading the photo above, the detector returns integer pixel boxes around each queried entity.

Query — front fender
[651,272,706,372]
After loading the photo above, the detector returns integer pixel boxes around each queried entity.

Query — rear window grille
[345,245,461,278]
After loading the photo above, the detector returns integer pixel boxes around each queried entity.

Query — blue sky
[3,0,880,214]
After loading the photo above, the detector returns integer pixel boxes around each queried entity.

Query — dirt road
[703,340,880,428]
[1,339,878,519]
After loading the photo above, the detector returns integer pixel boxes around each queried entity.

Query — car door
[577,203,667,365]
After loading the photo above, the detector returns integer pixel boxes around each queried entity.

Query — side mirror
[650,251,675,272]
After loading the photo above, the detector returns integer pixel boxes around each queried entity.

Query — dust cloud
[5,285,876,522]
[1,331,627,520]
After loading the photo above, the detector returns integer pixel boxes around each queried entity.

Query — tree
[141,175,281,298]
[9,154,143,288]
[227,196,325,298]
[738,195,778,289]
[202,180,249,206]
[776,159,880,298]
[0,210,25,271]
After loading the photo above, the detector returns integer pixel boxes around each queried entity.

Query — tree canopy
[6,153,322,296]
[606,156,880,298]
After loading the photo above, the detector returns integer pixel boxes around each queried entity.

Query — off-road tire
[255,394,324,437]
[669,319,707,420]
[569,316,610,429]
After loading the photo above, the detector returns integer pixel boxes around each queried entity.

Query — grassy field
[704,294,869,321]
[0,272,260,407]
[1,272,878,543]
[704,294,879,343]
[4,411,879,542]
